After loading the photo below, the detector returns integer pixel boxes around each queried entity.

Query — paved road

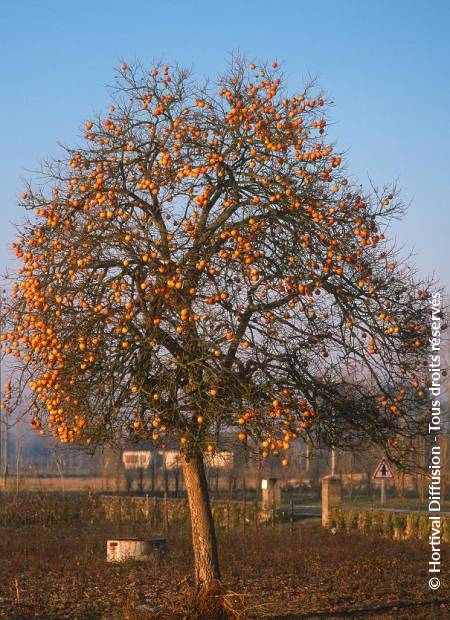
[279,505,321,519]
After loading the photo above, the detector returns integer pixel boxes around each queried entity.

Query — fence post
[152,496,158,529]
[163,491,169,533]
[290,499,294,535]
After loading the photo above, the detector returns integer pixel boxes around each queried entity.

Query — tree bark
[182,450,221,588]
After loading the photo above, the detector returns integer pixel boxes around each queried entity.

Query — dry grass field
[0,493,448,619]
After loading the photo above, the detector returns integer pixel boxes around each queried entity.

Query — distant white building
[122,450,151,469]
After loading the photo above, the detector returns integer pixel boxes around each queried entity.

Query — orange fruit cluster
[1,58,434,462]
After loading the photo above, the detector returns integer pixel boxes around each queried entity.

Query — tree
[1,57,437,595]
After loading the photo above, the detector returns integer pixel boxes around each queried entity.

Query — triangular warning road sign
[372,458,394,480]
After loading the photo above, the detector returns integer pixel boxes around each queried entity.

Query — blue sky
[1,0,449,289]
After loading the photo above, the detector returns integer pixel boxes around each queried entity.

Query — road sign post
[372,458,394,506]
[381,479,386,505]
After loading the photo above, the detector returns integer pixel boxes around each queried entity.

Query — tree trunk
[163,462,169,495]
[182,450,221,588]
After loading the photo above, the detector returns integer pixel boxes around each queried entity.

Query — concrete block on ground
[107,537,166,562]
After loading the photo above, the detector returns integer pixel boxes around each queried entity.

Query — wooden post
[163,491,169,532]
[174,468,179,498]
[151,452,156,492]
[290,499,294,535]
[164,461,169,495]
[152,496,158,529]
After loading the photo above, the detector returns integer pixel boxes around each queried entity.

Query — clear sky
[1,0,449,290]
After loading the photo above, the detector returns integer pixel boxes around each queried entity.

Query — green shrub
[211,505,226,528]
[418,514,431,540]
[328,509,338,529]
[370,511,384,534]
[383,511,394,537]
[358,510,373,532]
[336,509,347,530]
[344,510,359,531]
[325,507,442,543]
[391,513,407,539]
[405,513,420,539]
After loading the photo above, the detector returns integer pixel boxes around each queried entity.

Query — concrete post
[321,474,342,527]
[260,477,281,521]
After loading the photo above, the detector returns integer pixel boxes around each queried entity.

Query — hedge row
[328,507,450,543]
[100,495,260,529]
[0,492,101,526]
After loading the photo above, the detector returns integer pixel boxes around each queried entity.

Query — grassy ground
[0,494,448,619]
